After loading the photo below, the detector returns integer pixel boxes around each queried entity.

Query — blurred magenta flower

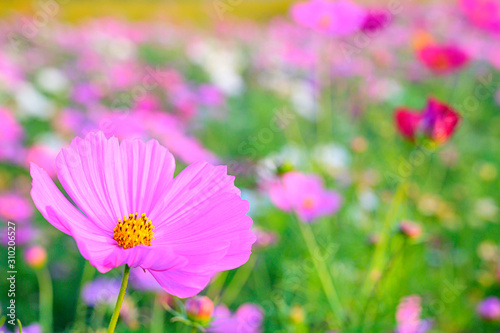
[30,131,255,298]
[185,296,215,324]
[477,296,500,320]
[0,107,24,163]
[0,193,33,222]
[460,0,500,33]
[291,0,366,36]
[417,44,469,74]
[269,171,342,222]
[396,295,432,333]
[395,98,461,144]
[361,9,391,33]
[208,303,264,333]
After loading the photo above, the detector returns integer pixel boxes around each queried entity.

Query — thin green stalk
[74,260,96,331]
[359,183,406,298]
[297,220,345,326]
[220,255,257,306]
[150,294,164,333]
[206,271,228,300]
[35,267,53,333]
[108,264,130,333]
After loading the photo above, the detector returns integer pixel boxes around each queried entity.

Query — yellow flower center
[113,213,155,249]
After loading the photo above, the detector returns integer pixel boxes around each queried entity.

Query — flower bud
[290,305,305,324]
[185,296,214,324]
[399,220,423,240]
[24,245,47,269]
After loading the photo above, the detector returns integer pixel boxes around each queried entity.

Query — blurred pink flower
[208,303,264,333]
[145,111,219,164]
[399,220,423,240]
[30,131,255,298]
[291,0,366,36]
[460,0,500,33]
[0,107,24,163]
[72,83,102,106]
[25,144,59,178]
[0,193,33,222]
[396,295,432,333]
[198,84,225,107]
[24,245,48,269]
[134,94,161,111]
[268,172,342,222]
[477,296,500,320]
[253,228,279,250]
[417,44,469,74]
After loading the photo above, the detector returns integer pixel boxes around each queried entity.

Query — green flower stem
[35,267,53,333]
[74,260,96,331]
[298,220,346,327]
[220,255,257,306]
[150,294,164,333]
[108,264,130,333]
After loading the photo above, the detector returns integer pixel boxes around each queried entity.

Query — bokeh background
[1,0,500,332]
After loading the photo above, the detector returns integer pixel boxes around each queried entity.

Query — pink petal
[149,269,214,298]
[30,162,117,273]
[56,131,175,230]
[149,162,255,284]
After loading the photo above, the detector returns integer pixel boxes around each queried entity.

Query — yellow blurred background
[0,0,300,24]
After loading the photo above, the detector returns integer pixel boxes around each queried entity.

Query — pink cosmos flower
[268,172,342,222]
[460,0,500,33]
[396,295,432,333]
[30,131,255,298]
[417,44,469,74]
[208,303,264,333]
[291,0,366,36]
[395,98,461,144]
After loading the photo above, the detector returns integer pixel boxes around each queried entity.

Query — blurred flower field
[1,0,500,332]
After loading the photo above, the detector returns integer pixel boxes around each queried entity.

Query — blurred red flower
[395,98,461,144]
[417,44,469,74]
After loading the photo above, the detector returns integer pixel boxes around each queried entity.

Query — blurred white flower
[35,67,69,94]
[188,40,244,96]
[291,80,317,121]
[313,143,351,175]
[476,198,498,221]
[15,83,55,119]
[358,189,379,211]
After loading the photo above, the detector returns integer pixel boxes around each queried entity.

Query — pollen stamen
[113,213,155,249]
